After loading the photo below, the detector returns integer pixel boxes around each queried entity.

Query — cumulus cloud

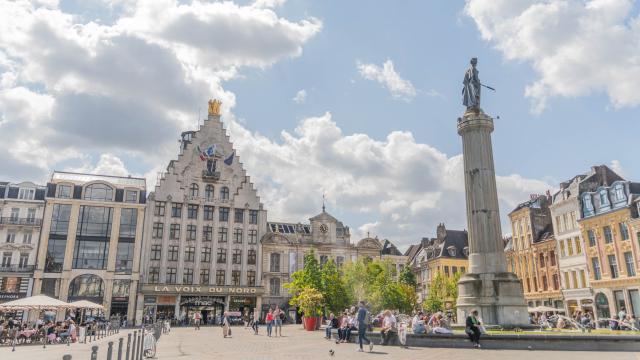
[227,112,552,247]
[465,0,640,113]
[357,59,417,101]
[293,89,307,104]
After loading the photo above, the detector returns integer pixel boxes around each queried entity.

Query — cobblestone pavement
[3,325,639,360]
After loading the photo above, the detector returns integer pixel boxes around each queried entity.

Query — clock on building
[319,223,329,234]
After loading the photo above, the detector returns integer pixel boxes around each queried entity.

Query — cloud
[610,160,626,178]
[227,112,552,248]
[293,89,307,104]
[252,0,287,8]
[465,0,640,113]
[357,59,417,101]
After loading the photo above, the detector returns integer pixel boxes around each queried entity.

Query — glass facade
[73,206,113,269]
[45,204,72,272]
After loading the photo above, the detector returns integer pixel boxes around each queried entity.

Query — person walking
[252,308,259,335]
[356,301,373,352]
[265,309,274,337]
[193,311,201,330]
[274,306,283,337]
[222,312,231,338]
[465,310,482,348]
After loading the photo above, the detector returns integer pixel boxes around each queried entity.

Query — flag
[224,151,235,166]
[196,144,217,161]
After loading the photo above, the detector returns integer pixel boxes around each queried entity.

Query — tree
[398,265,417,287]
[343,258,369,302]
[320,259,351,314]
[423,271,462,313]
[292,287,324,317]
[285,250,322,306]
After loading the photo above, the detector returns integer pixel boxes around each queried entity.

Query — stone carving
[462,58,481,111]
[208,99,222,116]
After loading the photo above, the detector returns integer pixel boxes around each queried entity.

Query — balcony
[0,217,42,226]
[0,265,35,273]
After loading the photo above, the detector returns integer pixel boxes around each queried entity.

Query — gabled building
[381,239,407,279]
[0,181,46,313]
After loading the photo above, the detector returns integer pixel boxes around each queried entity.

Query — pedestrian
[252,308,259,335]
[379,310,397,345]
[465,310,482,348]
[356,301,373,352]
[222,311,231,338]
[274,306,283,337]
[193,311,201,330]
[265,309,274,337]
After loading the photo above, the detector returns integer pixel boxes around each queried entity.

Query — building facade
[579,177,640,320]
[32,172,146,321]
[261,209,389,321]
[138,102,266,325]
[0,182,46,312]
[507,195,563,309]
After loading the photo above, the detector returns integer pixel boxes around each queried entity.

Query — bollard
[125,333,131,360]
[43,326,47,349]
[63,355,72,360]
[117,337,124,360]
[90,345,99,360]
[138,329,144,360]
[107,341,114,360]
[132,331,138,360]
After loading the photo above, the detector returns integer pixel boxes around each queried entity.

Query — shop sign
[180,296,225,307]
[144,296,156,304]
[157,296,176,305]
[143,285,264,295]
[0,292,24,301]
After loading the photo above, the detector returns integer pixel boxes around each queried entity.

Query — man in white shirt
[380,310,397,346]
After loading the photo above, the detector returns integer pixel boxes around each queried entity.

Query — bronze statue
[208,99,222,116]
[462,58,481,111]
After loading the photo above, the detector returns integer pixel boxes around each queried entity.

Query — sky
[1,0,639,250]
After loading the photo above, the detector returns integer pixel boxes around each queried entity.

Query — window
[571,271,578,289]
[22,232,32,244]
[170,224,181,239]
[151,245,162,260]
[603,226,613,244]
[270,278,280,296]
[112,279,130,298]
[203,226,213,242]
[583,194,593,210]
[115,239,134,274]
[46,205,71,272]
[57,184,72,199]
[205,185,214,200]
[26,208,36,222]
[614,184,625,201]
[624,251,636,276]
[168,245,179,261]
[188,204,198,219]
[153,222,164,238]
[592,257,602,280]
[218,227,228,243]
[183,268,194,284]
[119,208,137,238]
[539,253,546,267]
[5,233,16,243]
[18,187,35,200]
[154,201,166,216]
[248,230,257,244]
[270,253,281,272]
[233,228,243,244]
[249,210,258,224]
[248,250,256,265]
[217,248,227,263]
[232,249,242,264]
[83,183,113,201]
[10,208,19,221]
[219,207,229,222]
[234,209,244,223]
[2,252,12,267]
[550,251,556,266]
[247,270,256,286]
[552,274,559,290]
[187,225,197,241]
[567,240,573,256]
[619,223,630,240]
[220,186,229,200]
[588,230,596,247]
[68,275,104,300]
[599,190,609,205]
[320,255,328,266]
[574,238,581,254]
[200,269,210,284]
[73,206,113,270]
[444,266,450,277]
[216,270,225,285]
[564,272,571,289]
[148,267,160,283]
[166,268,177,284]
[608,254,619,278]
[579,270,586,288]
[232,270,241,286]
[184,246,195,262]
[171,203,182,218]
[189,183,199,198]
[125,190,138,203]
[201,247,211,262]
[203,206,214,220]
[555,215,562,233]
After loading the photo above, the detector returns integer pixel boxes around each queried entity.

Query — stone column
[456,110,528,326]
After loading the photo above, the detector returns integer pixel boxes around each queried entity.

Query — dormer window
[463,246,469,257]
[125,190,138,203]
[18,188,35,200]
[614,184,625,201]
[83,183,114,201]
[447,247,456,257]
[57,184,72,199]
[599,189,609,206]
[583,194,593,210]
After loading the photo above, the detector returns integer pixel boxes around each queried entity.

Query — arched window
[189,183,199,198]
[205,185,214,200]
[599,189,609,206]
[68,274,104,300]
[614,184,625,201]
[83,183,114,201]
[220,186,230,200]
[583,194,593,211]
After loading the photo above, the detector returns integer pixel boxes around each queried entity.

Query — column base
[457,272,529,327]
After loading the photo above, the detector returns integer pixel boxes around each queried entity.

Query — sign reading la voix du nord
[142,284,264,295]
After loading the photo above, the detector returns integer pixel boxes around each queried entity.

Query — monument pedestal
[456,109,528,327]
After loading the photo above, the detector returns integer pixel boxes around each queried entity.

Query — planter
[304,316,317,331]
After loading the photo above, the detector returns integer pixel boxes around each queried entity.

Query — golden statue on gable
[208,99,222,116]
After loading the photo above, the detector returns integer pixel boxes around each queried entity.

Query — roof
[381,239,403,256]
[404,244,421,259]
[421,229,469,260]
[52,171,146,188]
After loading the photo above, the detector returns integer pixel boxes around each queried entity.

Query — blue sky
[1,0,639,248]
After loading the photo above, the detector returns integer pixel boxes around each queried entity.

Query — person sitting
[412,312,426,334]
[432,313,453,334]
[325,313,339,339]
[465,310,482,348]
[337,312,350,343]
[379,310,397,346]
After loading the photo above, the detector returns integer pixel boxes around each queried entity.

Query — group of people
[324,308,359,343]
[0,317,80,345]
[608,307,639,331]
[263,306,285,337]
[410,311,453,335]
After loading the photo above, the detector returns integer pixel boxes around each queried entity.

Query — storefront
[138,284,264,325]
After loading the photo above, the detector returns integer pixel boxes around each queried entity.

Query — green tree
[285,250,322,305]
[398,265,417,287]
[343,258,369,302]
[424,271,462,313]
[320,259,350,314]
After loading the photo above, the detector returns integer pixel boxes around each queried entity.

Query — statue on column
[462,58,481,111]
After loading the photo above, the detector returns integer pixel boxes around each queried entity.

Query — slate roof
[381,239,403,256]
